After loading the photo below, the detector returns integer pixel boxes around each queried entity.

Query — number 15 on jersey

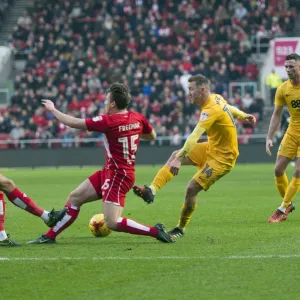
[118,134,139,162]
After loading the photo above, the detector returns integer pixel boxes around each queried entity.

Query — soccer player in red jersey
[28,83,174,244]
[0,177,67,246]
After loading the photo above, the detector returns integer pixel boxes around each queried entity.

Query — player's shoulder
[128,111,148,122]
[277,80,290,91]
[91,114,106,122]
[128,110,143,117]
[205,94,225,111]
[108,111,148,126]
[212,93,226,102]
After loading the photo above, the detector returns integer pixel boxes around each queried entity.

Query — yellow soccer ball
[89,213,112,237]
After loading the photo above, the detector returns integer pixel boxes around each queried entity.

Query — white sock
[278,206,286,213]
[40,210,50,222]
[0,230,8,241]
[149,185,156,195]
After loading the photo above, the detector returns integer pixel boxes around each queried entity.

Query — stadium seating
[1,0,297,147]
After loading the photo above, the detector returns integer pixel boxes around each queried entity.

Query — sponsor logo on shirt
[200,112,208,121]
[92,116,103,122]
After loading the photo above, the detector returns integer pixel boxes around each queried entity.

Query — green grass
[1,164,300,300]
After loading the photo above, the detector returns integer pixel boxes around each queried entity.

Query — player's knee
[274,165,285,176]
[185,185,198,199]
[67,190,82,206]
[184,197,197,209]
[105,217,117,231]
[293,167,300,177]
[171,150,179,157]
[166,150,180,166]
[0,176,15,193]
[170,150,179,160]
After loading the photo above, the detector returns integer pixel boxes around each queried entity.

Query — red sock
[116,217,158,238]
[0,193,5,231]
[6,188,43,217]
[45,202,79,240]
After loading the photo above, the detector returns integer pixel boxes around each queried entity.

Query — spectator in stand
[171,126,181,146]
[241,93,254,111]
[3,0,296,148]
[228,63,241,81]
[9,121,25,148]
[266,69,283,106]
[62,128,75,148]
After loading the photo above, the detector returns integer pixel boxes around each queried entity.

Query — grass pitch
[1,164,300,300]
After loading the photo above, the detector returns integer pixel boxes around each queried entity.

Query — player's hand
[266,138,273,156]
[244,114,256,124]
[42,99,55,111]
[170,157,182,176]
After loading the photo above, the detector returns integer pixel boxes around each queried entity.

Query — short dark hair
[285,53,300,62]
[108,82,131,109]
[188,74,210,88]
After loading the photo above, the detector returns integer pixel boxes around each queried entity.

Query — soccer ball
[89,213,112,237]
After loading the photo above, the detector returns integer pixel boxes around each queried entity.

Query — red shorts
[88,168,135,207]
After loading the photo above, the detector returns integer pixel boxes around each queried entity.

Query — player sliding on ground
[133,74,256,239]
[0,175,67,246]
[266,53,300,222]
[27,83,175,244]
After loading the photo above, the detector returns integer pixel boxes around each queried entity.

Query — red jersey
[85,111,153,171]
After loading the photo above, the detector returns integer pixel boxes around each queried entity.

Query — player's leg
[274,133,297,199]
[103,201,173,243]
[133,150,183,203]
[0,173,66,227]
[0,192,20,246]
[149,149,195,191]
[0,192,5,239]
[27,178,99,244]
[169,178,202,238]
[169,158,231,238]
[103,171,174,243]
[274,158,290,199]
[268,134,296,222]
[133,143,208,203]
[280,155,300,212]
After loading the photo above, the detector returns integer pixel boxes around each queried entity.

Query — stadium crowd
[0,0,297,148]
[0,0,13,25]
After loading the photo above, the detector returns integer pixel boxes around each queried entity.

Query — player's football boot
[155,223,175,243]
[45,207,68,227]
[133,185,154,204]
[0,234,21,246]
[168,227,184,238]
[268,203,295,223]
[282,203,295,221]
[27,235,56,244]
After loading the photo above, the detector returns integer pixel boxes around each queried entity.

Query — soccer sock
[178,204,197,230]
[150,166,174,193]
[6,188,47,217]
[0,193,7,241]
[275,173,288,198]
[281,177,300,209]
[116,217,158,238]
[45,202,79,240]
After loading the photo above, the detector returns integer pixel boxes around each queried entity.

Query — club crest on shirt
[92,116,103,122]
[200,112,208,121]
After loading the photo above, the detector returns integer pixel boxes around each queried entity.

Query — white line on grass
[2,255,300,261]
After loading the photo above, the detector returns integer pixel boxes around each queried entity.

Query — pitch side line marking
[1,255,300,261]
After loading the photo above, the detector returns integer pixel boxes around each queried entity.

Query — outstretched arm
[266,105,283,156]
[227,105,256,124]
[42,99,87,130]
[170,124,206,175]
[175,124,205,158]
